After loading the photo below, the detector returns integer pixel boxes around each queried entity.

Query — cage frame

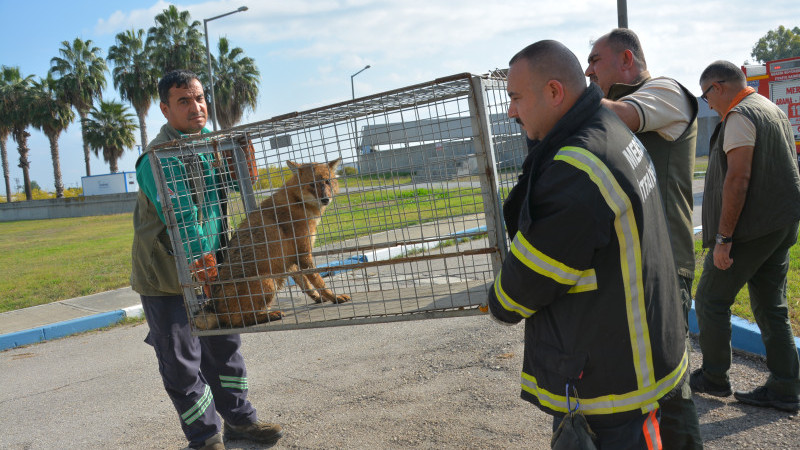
[148,72,522,335]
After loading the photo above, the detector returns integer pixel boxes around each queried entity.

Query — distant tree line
[750,25,800,63]
[0,5,260,201]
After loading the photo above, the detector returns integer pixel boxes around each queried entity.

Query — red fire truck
[742,56,800,161]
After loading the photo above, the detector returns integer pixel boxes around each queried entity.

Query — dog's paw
[333,294,351,304]
[267,310,285,321]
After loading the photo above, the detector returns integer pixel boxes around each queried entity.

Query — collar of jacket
[178,126,211,138]
[722,87,756,121]
[523,83,605,179]
[606,70,651,101]
[155,123,211,145]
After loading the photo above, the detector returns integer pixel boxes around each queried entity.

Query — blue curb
[689,300,800,358]
[286,255,369,286]
[4,273,798,357]
[0,310,126,352]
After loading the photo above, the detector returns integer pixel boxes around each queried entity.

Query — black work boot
[734,386,800,413]
[689,368,732,397]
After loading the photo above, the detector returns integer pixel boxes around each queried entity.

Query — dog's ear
[286,160,300,174]
[328,157,342,172]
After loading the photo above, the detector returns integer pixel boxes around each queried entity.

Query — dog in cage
[193,157,350,330]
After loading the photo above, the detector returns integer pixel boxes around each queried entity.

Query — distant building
[696,98,721,157]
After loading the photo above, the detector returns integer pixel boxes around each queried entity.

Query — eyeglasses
[701,80,725,103]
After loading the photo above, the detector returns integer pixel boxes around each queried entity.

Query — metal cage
[148,72,527,335]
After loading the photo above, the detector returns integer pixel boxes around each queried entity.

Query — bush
[0,186,84,202]
[339,166,358,176]
[255,166,291,190]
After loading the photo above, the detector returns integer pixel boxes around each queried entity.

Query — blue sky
[1,0,798,197]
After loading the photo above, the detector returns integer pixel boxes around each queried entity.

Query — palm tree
[211,37,260,129]
[0,122,10,202]
[1,67,19,202]
[84,101,138,173]
[50,38,107,177]
[0,66,35,200]
[108,28,159,149]
[30,75,75,198]
[147,5,206,76]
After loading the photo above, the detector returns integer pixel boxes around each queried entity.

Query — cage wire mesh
[149,72,527,335]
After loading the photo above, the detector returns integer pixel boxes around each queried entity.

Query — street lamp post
[350,65,371,100]
[204,6,248,131]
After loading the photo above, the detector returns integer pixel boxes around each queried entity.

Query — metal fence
[149,72,527,335]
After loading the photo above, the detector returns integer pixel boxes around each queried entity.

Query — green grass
[692,237,800,335]
[320,187,484,245]
[340,173,414,187]
[694,156,708,176]
[0,214,135,313]
[0,181,483,313]
[3,183,799,339]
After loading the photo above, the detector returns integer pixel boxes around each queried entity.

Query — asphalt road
[2,315,798,449]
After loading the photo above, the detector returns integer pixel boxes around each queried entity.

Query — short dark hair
[699,60,746,86]
[602,28,647,70]
[509,40,587,92]
[158,70,201,104]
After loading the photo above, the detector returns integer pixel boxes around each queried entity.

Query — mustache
[515,118,523,126]
[190,113,206,120]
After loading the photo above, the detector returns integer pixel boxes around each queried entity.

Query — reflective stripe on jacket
[488,84,686,427]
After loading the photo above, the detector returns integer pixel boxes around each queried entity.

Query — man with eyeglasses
[585,28,701,449]
[690,60,800,414]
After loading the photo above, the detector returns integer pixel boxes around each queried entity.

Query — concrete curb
[4,298,798,357]
[0,304,143,352]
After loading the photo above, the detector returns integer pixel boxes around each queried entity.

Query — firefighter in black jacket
[488,40,687,448]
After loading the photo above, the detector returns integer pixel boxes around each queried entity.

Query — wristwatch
[715,233,733,245]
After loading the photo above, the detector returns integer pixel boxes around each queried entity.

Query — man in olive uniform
[586,28,702,449]
[691,61,800,414]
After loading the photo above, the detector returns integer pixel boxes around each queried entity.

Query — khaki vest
[608,75,698,278]
[130,124,186,296]
[702,92,800,246]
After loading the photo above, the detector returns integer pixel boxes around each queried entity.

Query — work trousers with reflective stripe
[695,221,800,396]
[141,295,257,447]
[552,408,662,449]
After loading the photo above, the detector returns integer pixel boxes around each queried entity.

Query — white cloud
[6,0,800,195]
[93,0,175,35]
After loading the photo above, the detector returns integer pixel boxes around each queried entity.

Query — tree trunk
[79,110,91,177]
[109,151,119,174]
[0,136,11,202]
[137,108,149,151]
[47,132,65,198]
[13,129,32,201]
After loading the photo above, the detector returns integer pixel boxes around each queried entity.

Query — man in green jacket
[690,61,800,413]
[131,70,283,450]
